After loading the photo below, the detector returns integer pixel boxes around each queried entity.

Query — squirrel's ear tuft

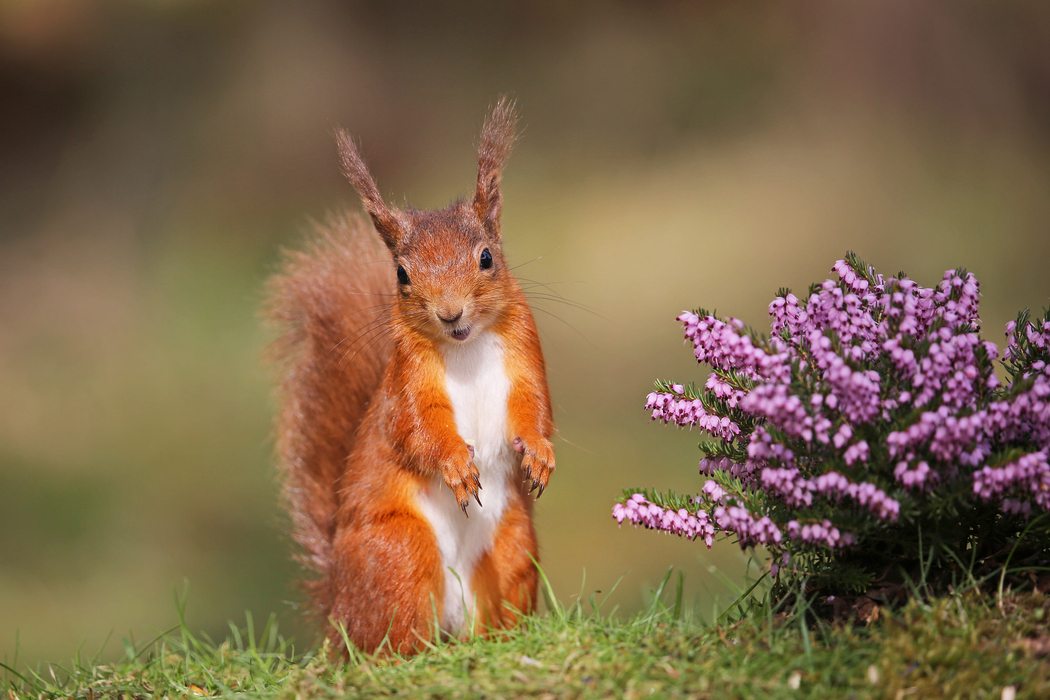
[473,97,518,237]
[335,129,403,251]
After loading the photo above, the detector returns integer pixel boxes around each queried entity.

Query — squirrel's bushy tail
[264,213,394,617]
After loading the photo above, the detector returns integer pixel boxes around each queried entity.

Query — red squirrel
[265,99,555,655]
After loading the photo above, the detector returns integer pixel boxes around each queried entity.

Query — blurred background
[3,0,1050,666]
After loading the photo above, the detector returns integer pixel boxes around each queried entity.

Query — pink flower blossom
[623,254,1050,563]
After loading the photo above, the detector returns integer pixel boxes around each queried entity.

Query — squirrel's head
[335,99,519,345]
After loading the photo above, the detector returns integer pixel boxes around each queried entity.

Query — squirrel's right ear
[335,129,403,251]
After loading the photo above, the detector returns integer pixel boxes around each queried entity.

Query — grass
[3,569,1049,700]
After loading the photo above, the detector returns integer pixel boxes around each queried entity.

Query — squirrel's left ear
[473,97,518,238]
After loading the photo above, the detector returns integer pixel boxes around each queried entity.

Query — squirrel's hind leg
[470,494,539,633]
[327,512,444,656]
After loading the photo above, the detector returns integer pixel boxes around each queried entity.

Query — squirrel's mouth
[449,326,472,342]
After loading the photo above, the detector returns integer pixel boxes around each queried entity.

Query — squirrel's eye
[479,248,493,270]
[396,265,410,285]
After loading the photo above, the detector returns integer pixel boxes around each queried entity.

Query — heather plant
[615,253,1050,602]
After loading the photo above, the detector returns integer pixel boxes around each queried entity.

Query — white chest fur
[415,331,514,632]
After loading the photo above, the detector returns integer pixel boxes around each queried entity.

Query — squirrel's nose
[437,308,463,324]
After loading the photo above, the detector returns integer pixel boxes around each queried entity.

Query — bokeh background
[3,0,1050,666]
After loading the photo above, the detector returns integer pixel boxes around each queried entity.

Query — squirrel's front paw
[441,446,482,517]
[514,436,555,498]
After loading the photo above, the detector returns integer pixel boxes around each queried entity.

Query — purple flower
[699,457,759,486]
[973,451,1050,513]
[612,493,717,546]
[623,254,1050,573]
[645,390,742,441]
[786,518,854,549]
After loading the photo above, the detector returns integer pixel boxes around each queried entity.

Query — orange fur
[265,99,554,655]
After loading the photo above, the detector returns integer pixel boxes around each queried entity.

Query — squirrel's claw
[518,435,555,499]
[443,444,482,519]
